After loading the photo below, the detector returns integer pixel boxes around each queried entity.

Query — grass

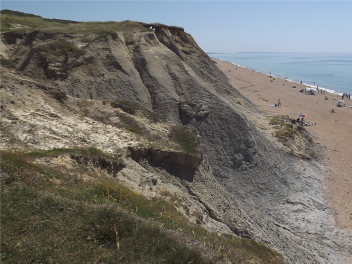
[111,99,166,136]
[83,33,109,44]
[0,55,12,65]
[1,148,285,263]
[37,39,86,58]
[111,99,143,115]
[169,125,199,154]
[160,190,190,215]
[0,9,42,18]
[1,186,205,263]
[118,114,145,136]
[0,150,207,263]
[0,10,146,34]
[26,146,112,159]
[269,116,295,140]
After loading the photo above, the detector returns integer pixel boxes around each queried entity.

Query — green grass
[169,125,199,154]
[269,116,295,140]
[83,33,109,44]
[1,149,285,263]
[0,9,42,18]
[1,184,205,263]
[37,39,86,58]
[111,99,143,115]
[118,114,145,136]
[0,10,145,34]
[0,55,12,65]
[0,150,207,263]
[26,147,112,159]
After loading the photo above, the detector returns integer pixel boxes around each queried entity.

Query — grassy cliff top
[0,9,145,34]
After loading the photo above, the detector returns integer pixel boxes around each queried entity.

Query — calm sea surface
[209,53,352,95]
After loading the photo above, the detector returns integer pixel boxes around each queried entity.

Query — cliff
[1,12,351,263]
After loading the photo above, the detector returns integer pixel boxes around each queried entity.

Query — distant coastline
[209,53,352,95]
[218,58,343,96]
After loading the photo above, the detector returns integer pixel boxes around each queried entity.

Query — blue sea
[209,53,352,95]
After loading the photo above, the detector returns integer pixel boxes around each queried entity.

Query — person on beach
[301,81,302,84]
[297,117,300,124]
[278,98,281,107]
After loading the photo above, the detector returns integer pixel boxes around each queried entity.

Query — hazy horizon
[207,51,352,54]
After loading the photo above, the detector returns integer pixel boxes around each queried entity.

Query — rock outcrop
[128,147,202,181]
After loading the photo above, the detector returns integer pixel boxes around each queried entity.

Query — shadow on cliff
[128,147,202,182]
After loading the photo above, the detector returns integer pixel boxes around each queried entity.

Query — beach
[213,58,352,230]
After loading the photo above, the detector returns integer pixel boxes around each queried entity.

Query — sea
[209,53,352,96]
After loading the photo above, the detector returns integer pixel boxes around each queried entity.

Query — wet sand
[213,58,352,230]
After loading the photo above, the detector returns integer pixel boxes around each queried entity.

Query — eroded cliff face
[1,24,351,263]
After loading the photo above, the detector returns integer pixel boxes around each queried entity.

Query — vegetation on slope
[169,125,199,154]
[0,9,146,34]
[269,115,295,140]
[37,39,86,58]
[0,56,13,67]
[1,148,285,263]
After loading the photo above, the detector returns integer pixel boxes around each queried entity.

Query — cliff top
[0,9,184,34]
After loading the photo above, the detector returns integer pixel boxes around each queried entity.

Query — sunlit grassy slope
[0,148,285,263]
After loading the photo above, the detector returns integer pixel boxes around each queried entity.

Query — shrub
[111,99,142,114]
[117,114,144,136]
[269,116,295,140]
[0,57,13,67]
[37,39,86,58]
[169,125,198,154]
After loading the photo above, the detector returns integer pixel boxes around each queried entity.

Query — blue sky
[1,1,351,53]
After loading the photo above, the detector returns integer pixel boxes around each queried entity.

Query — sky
[1,1,351,53]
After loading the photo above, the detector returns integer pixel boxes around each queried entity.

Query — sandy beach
[213,58,352,230]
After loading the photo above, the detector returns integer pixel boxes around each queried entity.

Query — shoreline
[212,58,352,231]
[215,58,348,96]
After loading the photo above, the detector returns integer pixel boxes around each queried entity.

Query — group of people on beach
[316,87,326,95]
[342,93,351,100]
[296,117,311,126]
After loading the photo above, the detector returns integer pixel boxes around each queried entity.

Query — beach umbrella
[337,100,344,103]
[299,113,306,118]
